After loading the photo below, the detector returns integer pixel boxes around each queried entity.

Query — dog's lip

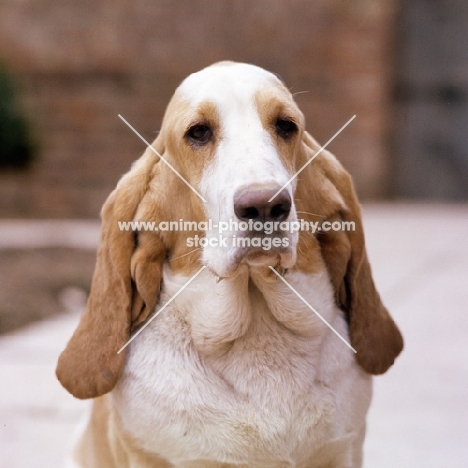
[235,246,296,272]
[204,247,296,280]
[243,249,280,267]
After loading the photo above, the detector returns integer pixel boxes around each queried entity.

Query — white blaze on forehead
[176,62,283,108]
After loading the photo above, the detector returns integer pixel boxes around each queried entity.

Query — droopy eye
[186,124,213,145]
[275,118,298,139]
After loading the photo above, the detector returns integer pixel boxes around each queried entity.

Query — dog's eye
[275,119,298,139]
[187,124,213,145]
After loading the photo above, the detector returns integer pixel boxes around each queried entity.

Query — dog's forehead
[176,62,284,107]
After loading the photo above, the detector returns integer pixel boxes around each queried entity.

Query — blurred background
[0,0,467,467]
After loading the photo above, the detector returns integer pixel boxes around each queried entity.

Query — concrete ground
[1,204,467,467]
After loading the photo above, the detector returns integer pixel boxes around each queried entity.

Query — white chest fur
[112,267,372,467]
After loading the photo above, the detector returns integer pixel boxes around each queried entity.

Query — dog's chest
[112,271,366,466]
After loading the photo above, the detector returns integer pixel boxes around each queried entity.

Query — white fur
[113,266,371,467]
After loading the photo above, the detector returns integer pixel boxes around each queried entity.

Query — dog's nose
[234,187,291,222]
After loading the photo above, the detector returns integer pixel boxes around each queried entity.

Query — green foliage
[0,63,35,168]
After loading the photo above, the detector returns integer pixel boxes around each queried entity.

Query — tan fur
[297,131,404,374]
[57,62,402,467]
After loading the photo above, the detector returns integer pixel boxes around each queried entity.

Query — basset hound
[57,61,403,468]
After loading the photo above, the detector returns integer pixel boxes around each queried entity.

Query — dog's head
[56,62,403,399]
[161,62,304,277]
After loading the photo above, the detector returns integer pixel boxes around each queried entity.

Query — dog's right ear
[56,139,166,399]
[299,131,403,375]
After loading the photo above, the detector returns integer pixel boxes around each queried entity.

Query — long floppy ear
[56,141,166,399]
[302,132,403,374]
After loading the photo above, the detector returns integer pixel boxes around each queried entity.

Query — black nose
[234,187,291,222]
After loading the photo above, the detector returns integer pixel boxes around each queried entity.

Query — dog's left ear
[301,132,403,374]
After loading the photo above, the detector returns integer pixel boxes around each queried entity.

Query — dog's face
[161,62,305,277]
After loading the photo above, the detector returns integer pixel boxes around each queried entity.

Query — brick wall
[0,0,398,218]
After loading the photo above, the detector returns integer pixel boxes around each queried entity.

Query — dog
[57,61,403,467]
